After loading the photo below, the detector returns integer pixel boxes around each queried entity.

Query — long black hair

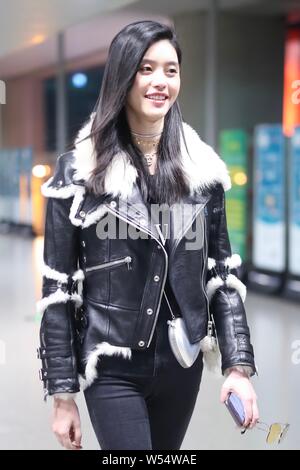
[81,20,190,205]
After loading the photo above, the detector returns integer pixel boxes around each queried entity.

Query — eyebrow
[141,59,179,67]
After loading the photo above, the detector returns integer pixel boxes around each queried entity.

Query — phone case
[225,393,245,427]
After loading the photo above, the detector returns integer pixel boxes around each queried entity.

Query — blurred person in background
[37,20,258,450]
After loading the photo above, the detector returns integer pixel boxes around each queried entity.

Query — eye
[140,66,152,72]
[168,69,178,74]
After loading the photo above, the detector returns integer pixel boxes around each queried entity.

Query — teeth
[146,95,166,101]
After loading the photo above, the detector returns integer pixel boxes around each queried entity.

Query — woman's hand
[220,369,259,429]
[52,397,82,450]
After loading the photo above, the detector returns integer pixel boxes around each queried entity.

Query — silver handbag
[165,291,220,370]
[167,316,202,368]
[164,291,202,368]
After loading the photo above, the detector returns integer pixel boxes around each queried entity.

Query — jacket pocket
[85,255,133,274]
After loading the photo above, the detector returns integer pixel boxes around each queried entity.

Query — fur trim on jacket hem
[80,342,132,390]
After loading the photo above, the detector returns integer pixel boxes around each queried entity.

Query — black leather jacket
[37,118,256,398]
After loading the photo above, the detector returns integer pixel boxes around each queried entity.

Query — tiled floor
[0,233,299,450]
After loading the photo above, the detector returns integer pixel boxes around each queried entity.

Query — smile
[145,95,168,101]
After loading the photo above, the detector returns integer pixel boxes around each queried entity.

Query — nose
[151,68,167,89]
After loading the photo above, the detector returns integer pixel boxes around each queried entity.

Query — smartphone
[225,393,245,427]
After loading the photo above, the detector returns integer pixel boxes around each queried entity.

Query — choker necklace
[131,130,162,139]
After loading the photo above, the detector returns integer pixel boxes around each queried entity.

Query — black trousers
[83,295,203,450]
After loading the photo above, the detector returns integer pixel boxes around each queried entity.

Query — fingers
[63,434,76,450]
[242,398,253,428]
[250,398,260,429]
[52,400,82,450]
[53,425,81,450]
[221,372,259,430]
[241,396,259,429]
[72,424,82,450]
[55,430,75,450]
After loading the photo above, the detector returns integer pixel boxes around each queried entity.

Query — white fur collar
[71,113,231,198]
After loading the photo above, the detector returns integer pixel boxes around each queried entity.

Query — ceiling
[0,0,299,79]
[131,0,300,16]
[0,9,171,78]
[0,0,138,58]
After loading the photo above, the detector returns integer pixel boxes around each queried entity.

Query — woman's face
[126,39,181,125]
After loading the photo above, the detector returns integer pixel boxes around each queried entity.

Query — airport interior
[0,0,300,450]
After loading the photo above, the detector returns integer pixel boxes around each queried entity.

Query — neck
[126,109,164,136]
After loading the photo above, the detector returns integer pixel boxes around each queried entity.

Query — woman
[37,20,259,450]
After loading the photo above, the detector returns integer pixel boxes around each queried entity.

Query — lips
[145,94,169,101]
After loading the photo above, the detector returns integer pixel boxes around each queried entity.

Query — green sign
[219,130,248,260]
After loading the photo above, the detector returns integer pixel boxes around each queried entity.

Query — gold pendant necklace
[131,131,159,168]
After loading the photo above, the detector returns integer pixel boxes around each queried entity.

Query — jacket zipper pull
[124,256,132,270]
[207,320,213,337]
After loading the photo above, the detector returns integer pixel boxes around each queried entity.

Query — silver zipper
[104,205,169,348]
[85,256,132,273]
